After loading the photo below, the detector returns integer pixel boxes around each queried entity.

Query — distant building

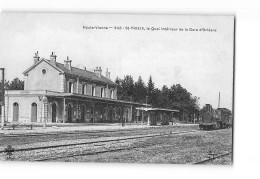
[4,52,147,123]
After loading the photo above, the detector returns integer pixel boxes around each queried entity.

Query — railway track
[34,130,203,162]
[1,127,199,148]
[0,130,201,161]
[33,130,230,162]
[193,151,232,164]
[34,144,152,161]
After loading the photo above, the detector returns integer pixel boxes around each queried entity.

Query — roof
[55,62,116,86]
[23,59,116,87]
[45,91,146,106]
[23,59,63,75]
[136,107,179,113]
[217,108,231,111]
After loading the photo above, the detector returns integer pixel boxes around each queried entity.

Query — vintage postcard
[0,12,234,164]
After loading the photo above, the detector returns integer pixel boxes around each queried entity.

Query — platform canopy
[136,107,179,113]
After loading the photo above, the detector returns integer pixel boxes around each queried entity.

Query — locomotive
[199,104,232,130]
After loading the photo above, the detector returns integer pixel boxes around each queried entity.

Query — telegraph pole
[1,68,5,130]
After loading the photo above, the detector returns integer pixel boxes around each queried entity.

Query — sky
[0,12,234,109]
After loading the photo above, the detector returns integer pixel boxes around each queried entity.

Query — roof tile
[55,62,116,86]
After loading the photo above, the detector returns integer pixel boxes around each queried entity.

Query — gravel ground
[50,129,232,164]
[0,125,232,165]
[199,153,232,165]
[0,125,198,150]
[0,128,232,165]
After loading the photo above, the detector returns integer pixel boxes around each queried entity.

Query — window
[82,84,86,95]
[68,82,73,93]
[42,69,46,75]
[92,86,95,96]
[101,88,104,98]
[110,90,114,99]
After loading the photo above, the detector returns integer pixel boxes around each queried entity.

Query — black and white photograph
[0,12,234,165]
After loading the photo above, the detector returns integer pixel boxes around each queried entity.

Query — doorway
[67,104,73,122]
[13,102,19,122]
[81,105,85,122]
[31,103,37,122]
[52,103,57,123]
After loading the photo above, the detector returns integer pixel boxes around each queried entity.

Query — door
[126,109,129,122]
[31,103,37,122]
[91,105,94,123]
[81,105,85,122]
[67,104,72,122]
[52,103,56,123]
[13,102,19,122]
[108,108,113,122]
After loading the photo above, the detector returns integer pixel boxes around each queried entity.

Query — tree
[0,78,24,105]
[1,78,25,92]
[121,75,134,100]
[166,84,199,122]
[147,75,155,95]
[133,76,147,103]
[152,88,161,107]
[115,77,123,100]
[114,74,200,122]
[158,85,170,108]
[7,78,24,90]
[0,80,9,104]
[115,75,134,101]
[147,75,155,105]
[0,79,10,91]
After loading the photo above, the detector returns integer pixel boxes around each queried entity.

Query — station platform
[0,122,198,135]
[0,122,155,135]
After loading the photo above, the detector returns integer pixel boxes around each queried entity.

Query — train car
[215,108,232,128]
[199,104,232,130]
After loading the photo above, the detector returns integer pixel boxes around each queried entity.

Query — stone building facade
[4,52,146,124]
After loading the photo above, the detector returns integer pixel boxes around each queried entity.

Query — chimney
[64,56,72,70]
[206,104,210,112]
[50,52,57,65]
[105,68,110,79]
[94,66,102,77]
[33,51,40,64]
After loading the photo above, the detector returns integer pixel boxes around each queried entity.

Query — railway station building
[3,52,149,124]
